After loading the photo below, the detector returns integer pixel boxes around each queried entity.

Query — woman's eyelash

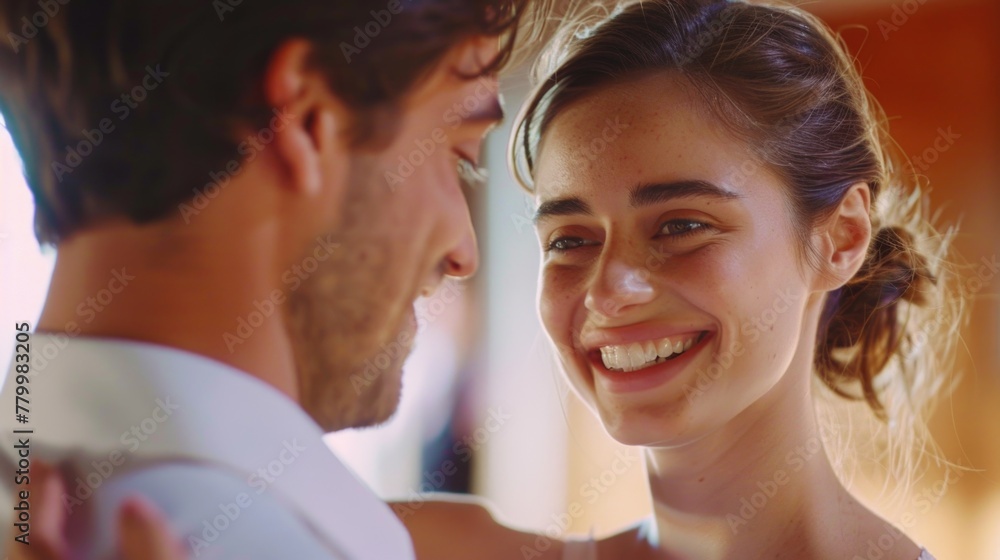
[544,237,592,253]
[545,220,711,253]
[659,219,710,237]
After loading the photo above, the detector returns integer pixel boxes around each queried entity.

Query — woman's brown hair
[511,0,964,490]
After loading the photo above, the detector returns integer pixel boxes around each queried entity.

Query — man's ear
[812,182,872,291]
[261,38,346,197]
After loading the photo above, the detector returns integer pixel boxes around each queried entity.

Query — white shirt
[0,333,415,559]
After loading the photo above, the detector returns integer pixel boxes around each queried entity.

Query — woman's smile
[587,329,714,394]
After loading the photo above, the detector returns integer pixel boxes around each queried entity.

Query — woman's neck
[643,367,843,557]
[637,325,918,560]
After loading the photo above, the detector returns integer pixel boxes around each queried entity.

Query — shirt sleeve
[74,461,346,559]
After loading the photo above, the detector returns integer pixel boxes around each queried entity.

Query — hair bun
[816,224,936,415]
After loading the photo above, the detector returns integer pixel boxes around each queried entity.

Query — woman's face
[533,74,818,447]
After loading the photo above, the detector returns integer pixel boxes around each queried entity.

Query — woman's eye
[660,219,710,238]
[545,237,592,253]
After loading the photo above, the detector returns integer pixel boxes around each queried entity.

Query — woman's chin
[595,403,705,448]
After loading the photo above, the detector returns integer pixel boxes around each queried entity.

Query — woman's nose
[584,259,656,318]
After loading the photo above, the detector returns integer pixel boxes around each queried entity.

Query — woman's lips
[586,330,715,394]
[597,331,707,372]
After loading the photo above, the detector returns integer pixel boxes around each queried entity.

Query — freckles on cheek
[541,270,585,331]
[663,244,742,296]
[541,281,574,319]
[542,263,589,294]
[669,245,771,345]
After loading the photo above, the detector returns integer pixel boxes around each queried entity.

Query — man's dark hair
[0,0,527,244]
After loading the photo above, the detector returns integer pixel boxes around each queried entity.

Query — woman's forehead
[533,79,753,198]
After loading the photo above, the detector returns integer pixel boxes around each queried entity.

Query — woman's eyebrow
[533,180,741,225]
[629,180,743,207]
[533,197,594,225]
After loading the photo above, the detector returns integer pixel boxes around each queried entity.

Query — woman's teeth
[599,332,704,372]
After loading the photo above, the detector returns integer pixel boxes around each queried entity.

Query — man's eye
[545,237,592,253]
[456,152,487,187]
[660,219,710,238]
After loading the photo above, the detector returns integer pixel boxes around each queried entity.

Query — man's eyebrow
[629,180,742,207]
[533,197,594,225]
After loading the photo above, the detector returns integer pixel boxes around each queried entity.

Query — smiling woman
[377,0,972,556]
[496,0,962,558]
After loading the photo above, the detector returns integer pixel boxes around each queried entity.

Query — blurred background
[1,0,997,558]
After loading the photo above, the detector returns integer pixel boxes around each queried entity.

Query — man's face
[285,40,502,431]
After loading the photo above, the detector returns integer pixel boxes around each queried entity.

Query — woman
[404,0,957,558]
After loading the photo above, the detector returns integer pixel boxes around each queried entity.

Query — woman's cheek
[540,270,574,329]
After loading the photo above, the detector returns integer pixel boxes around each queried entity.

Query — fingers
[117,496,189,560]
[6,462,187,560]
[33,461,69,557]
[7,461,68,560]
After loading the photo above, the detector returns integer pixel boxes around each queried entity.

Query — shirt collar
[1,333,414,559]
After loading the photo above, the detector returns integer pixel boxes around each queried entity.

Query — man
[0,1,526,557]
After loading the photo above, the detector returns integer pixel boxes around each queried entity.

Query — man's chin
[348,382,404,430]
[342,404,400,431]
[310,368,405,432]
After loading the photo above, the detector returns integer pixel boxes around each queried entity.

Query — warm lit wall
[815,1,1000,557]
